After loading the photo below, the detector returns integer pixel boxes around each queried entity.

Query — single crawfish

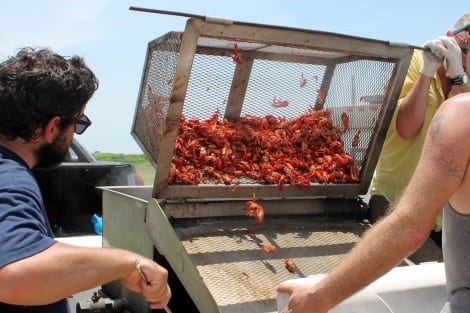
[352,129,361,148]
[260,243,277,254]
[271,96,289,108]
[285,258,297,273]
[229,42,243,65]
[243,194,264,224]
[341,112,349,133]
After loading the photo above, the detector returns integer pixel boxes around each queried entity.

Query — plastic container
[277,262,447,313]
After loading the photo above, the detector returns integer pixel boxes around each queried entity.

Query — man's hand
[124,259,171,310]
[428,36,465,78]
[276,278,330,313]
[421,39,444,77]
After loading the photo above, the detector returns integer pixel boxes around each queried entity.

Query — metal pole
[129,6,206,20]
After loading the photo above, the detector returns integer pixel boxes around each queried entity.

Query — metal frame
[132,18,413,201]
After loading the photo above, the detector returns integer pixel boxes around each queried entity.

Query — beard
[34,132,70,168]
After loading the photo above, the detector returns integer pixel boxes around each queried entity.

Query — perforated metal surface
[131,19,413,199]
[176,217,368,312]
[133,32,181,164]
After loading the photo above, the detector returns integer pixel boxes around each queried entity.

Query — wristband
[450,73,468,85]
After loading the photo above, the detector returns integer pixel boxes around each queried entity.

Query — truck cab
[33,138,141,235]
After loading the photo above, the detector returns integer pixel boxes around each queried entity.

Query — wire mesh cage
[132,18,413,199]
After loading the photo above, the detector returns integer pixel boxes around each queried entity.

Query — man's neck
[0,138,37,168]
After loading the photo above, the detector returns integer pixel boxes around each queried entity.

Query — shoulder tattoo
[429,114,444,142]
[421,113,464,178]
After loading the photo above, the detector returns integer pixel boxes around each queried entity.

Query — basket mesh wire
[133,31,396,186]
[133,32,182,165]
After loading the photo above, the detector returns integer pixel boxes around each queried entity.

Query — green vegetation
[94,153,156,185]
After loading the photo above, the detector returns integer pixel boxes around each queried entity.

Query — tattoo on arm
[429,115,444,142]
[421,113,464,178]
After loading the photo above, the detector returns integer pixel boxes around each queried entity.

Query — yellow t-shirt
[370,50,446,201]
[371,50,469,231]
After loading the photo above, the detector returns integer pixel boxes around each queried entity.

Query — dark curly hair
[0,47,99,141]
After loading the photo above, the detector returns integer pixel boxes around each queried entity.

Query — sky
[1,1,468,154]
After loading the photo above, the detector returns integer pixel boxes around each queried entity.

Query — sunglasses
[453,23,470,54]
[74,114,92,134]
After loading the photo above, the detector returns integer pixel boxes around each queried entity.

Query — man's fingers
[276,282,292,294]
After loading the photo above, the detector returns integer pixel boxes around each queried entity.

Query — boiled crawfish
[243,194,264,224]
[229,43,243,65]
[352,129,361,148]
[285,258,297,273]
[170,107,360,187]
[271,96,289,108]
[341,112,349,133]
[260,243,277,254]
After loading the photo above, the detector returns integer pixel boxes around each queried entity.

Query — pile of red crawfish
[168,106,359,189]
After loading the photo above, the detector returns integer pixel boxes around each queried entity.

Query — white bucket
[277,262,447,313]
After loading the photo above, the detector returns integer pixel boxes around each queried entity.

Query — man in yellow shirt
[369,15,470,246]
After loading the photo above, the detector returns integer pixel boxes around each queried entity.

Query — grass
[93,153,156,185]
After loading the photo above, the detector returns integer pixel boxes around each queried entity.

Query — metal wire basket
[132,18,413,199]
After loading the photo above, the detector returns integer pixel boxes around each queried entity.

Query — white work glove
[428,36,465,78]
[421,39,443,77]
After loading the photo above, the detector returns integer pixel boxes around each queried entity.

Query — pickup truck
[33,138,143,235]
